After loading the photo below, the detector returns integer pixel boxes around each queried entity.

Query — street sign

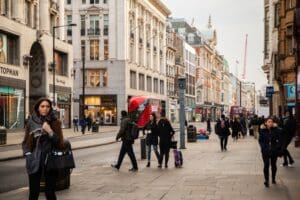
[266,86,274,97]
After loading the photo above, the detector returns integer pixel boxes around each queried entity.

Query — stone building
[0,0,73,129]
[66,0,171,125]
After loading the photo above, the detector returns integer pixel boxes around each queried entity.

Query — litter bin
[140,137,146,160]
[187,125,197,142]
[0,127,7,145]
[92,123,99,132]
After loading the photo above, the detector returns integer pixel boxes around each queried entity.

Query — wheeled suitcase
[173,149,183,168]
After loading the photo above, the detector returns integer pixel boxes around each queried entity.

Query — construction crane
[242,34,248,80]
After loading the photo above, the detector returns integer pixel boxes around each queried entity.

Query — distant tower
[208,15,212,28]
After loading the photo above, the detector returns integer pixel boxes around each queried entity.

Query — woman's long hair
[24,97,64,150]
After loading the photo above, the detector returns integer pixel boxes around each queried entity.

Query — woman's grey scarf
[28,111,57,138]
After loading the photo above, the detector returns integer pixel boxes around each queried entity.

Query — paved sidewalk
[0,126,119,161]
[1,129,299,199]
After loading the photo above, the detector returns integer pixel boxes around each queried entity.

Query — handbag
[45,141,75,171]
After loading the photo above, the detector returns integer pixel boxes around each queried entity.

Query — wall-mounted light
[23,54,33,68]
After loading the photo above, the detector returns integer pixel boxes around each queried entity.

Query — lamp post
[52,23,76,106]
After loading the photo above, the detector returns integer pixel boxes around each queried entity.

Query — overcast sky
[162,0,267,90]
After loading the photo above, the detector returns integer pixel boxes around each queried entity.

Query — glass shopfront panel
[0,86,25,129]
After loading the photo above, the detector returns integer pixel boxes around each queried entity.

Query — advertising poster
[0,33,7,64]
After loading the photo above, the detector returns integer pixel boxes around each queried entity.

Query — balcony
[88,28,100,36]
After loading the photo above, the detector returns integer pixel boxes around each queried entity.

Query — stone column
[39,0,50,33]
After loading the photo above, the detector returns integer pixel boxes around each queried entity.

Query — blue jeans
[146,144,160,162]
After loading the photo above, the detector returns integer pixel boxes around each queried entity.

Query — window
[82,0,86,4]
[67,15,72,36]
[89,15,100,35]
[67,0,71,4]
[90,0,99,4]
[33,5,37,28]
[286,26,293,55]
[86,69,107,87]
[0,31,19,65]
[104,0,108,3]
[160,80,164,94]
[130,71,137,89]
[81,40,85,59]
[274,3,279,28]
[103,14,109,36]
[25,1,31,27]
[54,51,68,76]
[139,73,145,90]
[81,15,86,36]
[90,40,99,60]
[154,78,158,93]
[286,0,296,10]
[104,39,109,60]
[147,76,152,92]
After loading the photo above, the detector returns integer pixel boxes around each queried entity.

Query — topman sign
[0,66,19,77]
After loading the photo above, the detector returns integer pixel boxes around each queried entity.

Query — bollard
[0,127,7,145]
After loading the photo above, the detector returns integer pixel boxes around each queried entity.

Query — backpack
[128,121,139,140]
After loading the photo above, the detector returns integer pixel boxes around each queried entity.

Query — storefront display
[0,86,25,129]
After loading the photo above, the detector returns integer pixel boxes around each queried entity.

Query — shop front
[83,95,117,125]
[0,78,25,129]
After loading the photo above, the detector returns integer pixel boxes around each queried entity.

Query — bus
[128,96,164,128]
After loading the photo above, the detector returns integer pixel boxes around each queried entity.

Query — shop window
[54,50,68,76]
[0,87,25,129]
[86,69,107,87]
[0,31,19,65]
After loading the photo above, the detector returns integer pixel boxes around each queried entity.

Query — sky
[162,0,267,90]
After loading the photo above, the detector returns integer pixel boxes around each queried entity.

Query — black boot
[146,162,150,167]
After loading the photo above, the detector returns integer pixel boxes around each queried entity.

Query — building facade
[0,0,73,129]
[66,0,171,125]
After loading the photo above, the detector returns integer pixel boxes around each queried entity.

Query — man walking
[216,114,231,151]
[282,111,296,167]
[111,110,138,172]
[73,116,79,132]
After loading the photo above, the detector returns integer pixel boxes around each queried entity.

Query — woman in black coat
[143,113,160,167]
[231,117,242,141]
[259,117,283,187]
[22,97,64,200]
[157,116,175,168]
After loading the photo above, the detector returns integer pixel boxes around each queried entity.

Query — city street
[1,125,299,200]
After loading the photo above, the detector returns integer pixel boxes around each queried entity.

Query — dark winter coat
[215,118,231,137]
[116,116,133,143]
[231,120,242,136]
[258,124,283,157]
[143,121,159,145]
[157,118,175,145]
[282,116,296,147]
[22,111,61,175]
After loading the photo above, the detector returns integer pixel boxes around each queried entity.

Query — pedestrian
[22,97,64,200]
[79,117,86,135]
[157,112,175,168]
[231,116,242,141]
[251,115,259,139]
[215,114,231,151]
[111,110,138,172]
[259,117,283,187]
[143,113,160,167]
[73,116,79,132]
[206,118,211,134]
[86,115,92,132]
[240,114,247,137]
[281,111,296,167]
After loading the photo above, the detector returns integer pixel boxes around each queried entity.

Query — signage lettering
[0,66,19,76]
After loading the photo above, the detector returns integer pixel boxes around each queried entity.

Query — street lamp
[52,23,77,106]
